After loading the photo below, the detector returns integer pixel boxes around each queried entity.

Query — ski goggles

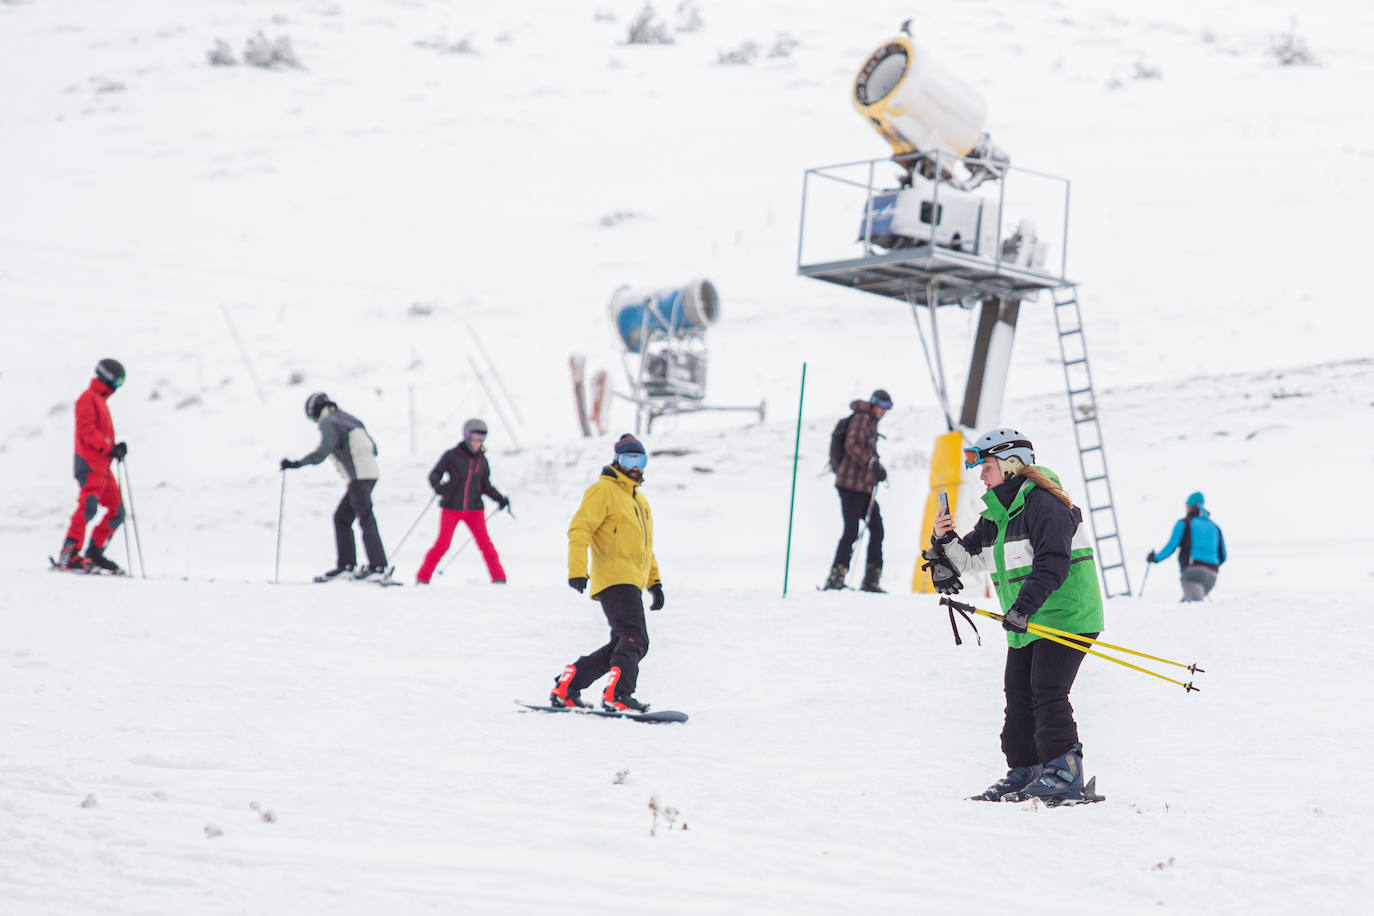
[616,452,648,471]
[466,430,487,439]
[963,440,1033,468]
[871,396,893,410]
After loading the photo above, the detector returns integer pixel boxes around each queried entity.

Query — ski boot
[1014,744,1104,806]
[85,544,123,574]
[822,564,848,590]
[315,563,354,582]
[970,764,1043,801]
[602,666,649,713]
[549,664,591,708]
[59,538,91,571]
[859,563,885,593]
[354,564,388,581]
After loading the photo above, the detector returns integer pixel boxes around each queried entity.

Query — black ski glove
[869,457,887,482]
[110,441,128,461]
[498,495,511,511]
[280,458,302,470]
[1002,602,1034,634]
[1146,550,1157,564]
[569,576,587,594]
[920,546,963,595]
[648,583,665,611]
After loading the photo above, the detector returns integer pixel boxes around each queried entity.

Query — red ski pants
[416,509,505,583]
[66,470,123,550]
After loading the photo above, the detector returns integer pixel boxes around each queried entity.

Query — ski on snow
[48,556,125,576]
[515,701,688,724]
[968,776,1105,807]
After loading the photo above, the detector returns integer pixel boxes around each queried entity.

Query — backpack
[828,415,852,472]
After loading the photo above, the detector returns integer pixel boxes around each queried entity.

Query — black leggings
[568,584,650,697]
[1000,632,1098,766]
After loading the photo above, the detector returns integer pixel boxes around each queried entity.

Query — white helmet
[965,428,1034,468]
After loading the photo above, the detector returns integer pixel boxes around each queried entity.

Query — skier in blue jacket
[1147,491,1226,602]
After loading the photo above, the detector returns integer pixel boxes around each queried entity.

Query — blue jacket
[1155,508,1226,571]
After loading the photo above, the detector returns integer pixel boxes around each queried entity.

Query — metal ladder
[1050,286,1132,598]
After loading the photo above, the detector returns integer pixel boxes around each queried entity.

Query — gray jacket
[300,406,380,481]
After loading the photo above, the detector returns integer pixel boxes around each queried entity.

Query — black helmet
[304,392,332,421]
[870,389,893,409]
[95,358,125,390]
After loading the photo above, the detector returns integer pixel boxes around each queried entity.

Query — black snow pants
[1000,632,1099,767]
[832,485,883,570]
[334,479,387,569]
[569,584,650,699]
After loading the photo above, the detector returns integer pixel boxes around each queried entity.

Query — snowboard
[49,556,125,576]
[515,701,688,724]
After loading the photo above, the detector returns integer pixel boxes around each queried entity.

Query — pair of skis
[48,556,125,576]
[569,355,609,437]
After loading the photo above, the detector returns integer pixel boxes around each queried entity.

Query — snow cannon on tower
[793,23,1133,598]
[609,279,764,434]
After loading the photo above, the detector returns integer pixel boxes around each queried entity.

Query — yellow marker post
[913,430,965,592]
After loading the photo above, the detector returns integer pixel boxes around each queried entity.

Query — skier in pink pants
[416,418,510,584]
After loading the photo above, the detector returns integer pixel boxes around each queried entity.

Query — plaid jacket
[834,400,880,493]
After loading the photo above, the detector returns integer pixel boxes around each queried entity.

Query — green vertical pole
[783,362,807,598]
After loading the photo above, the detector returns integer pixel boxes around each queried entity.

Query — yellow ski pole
[939,598,1203,693]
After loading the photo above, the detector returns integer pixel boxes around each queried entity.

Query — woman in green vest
[926,428,1104,804]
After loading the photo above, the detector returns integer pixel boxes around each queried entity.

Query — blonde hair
[1011,463,1075,509]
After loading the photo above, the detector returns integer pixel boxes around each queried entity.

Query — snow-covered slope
[2,1,1372,913]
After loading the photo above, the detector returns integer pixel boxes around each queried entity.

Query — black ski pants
[334,479,387,569]
[832,485,883,570]
[1000,631,1099,767]
[569,584,650,699]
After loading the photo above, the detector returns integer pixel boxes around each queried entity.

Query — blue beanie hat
[1186,491,1205,507]
[613,433,645,458]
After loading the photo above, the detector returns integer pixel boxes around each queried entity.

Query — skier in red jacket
[58,359,128,572]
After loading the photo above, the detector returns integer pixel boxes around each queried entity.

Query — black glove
[568,576,587,594]
[498,495,511,511]
[110,441,128,460]
[869,457,887,482]
[648,583,665,611]
[1002,603,1034,634]
[920,546,963,595]
[1146,550,1157,564]
[280,458,302,470]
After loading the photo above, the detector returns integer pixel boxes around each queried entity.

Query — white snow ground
[2,1,1373,913]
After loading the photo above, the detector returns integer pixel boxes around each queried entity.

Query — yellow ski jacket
[567,465,661,597]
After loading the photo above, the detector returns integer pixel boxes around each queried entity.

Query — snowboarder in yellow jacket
[549,434,664,713]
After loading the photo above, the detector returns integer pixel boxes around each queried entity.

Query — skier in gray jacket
[281,392,389,580]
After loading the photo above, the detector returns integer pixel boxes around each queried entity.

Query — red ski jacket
[74,378,117,477]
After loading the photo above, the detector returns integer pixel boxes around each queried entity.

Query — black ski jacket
[429,442,506,512]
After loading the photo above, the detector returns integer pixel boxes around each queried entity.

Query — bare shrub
[769,32,799,58]
[1269,20,1315,65]
[717,40,758,66]
[676,1,704,33]
[207,39,236,66]
[415,34,477,55]
[243,31,302,70]
[626,3,673,45]
[1132,57,1162,79]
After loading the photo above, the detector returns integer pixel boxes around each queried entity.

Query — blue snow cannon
[610,279,719,353]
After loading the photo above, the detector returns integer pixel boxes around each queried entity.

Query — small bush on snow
[717,41,759,66]
[625,4,673,45]
[1269,20,1316,66]
[242,31,302,69]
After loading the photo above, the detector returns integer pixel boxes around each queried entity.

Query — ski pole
[1139,560,1152,597]
[119,458,146,578]
[274,470,287,584]
[939,598,1203,693]
[385,495,438,578]
[437,506,500,576]
[118,459,135,576]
